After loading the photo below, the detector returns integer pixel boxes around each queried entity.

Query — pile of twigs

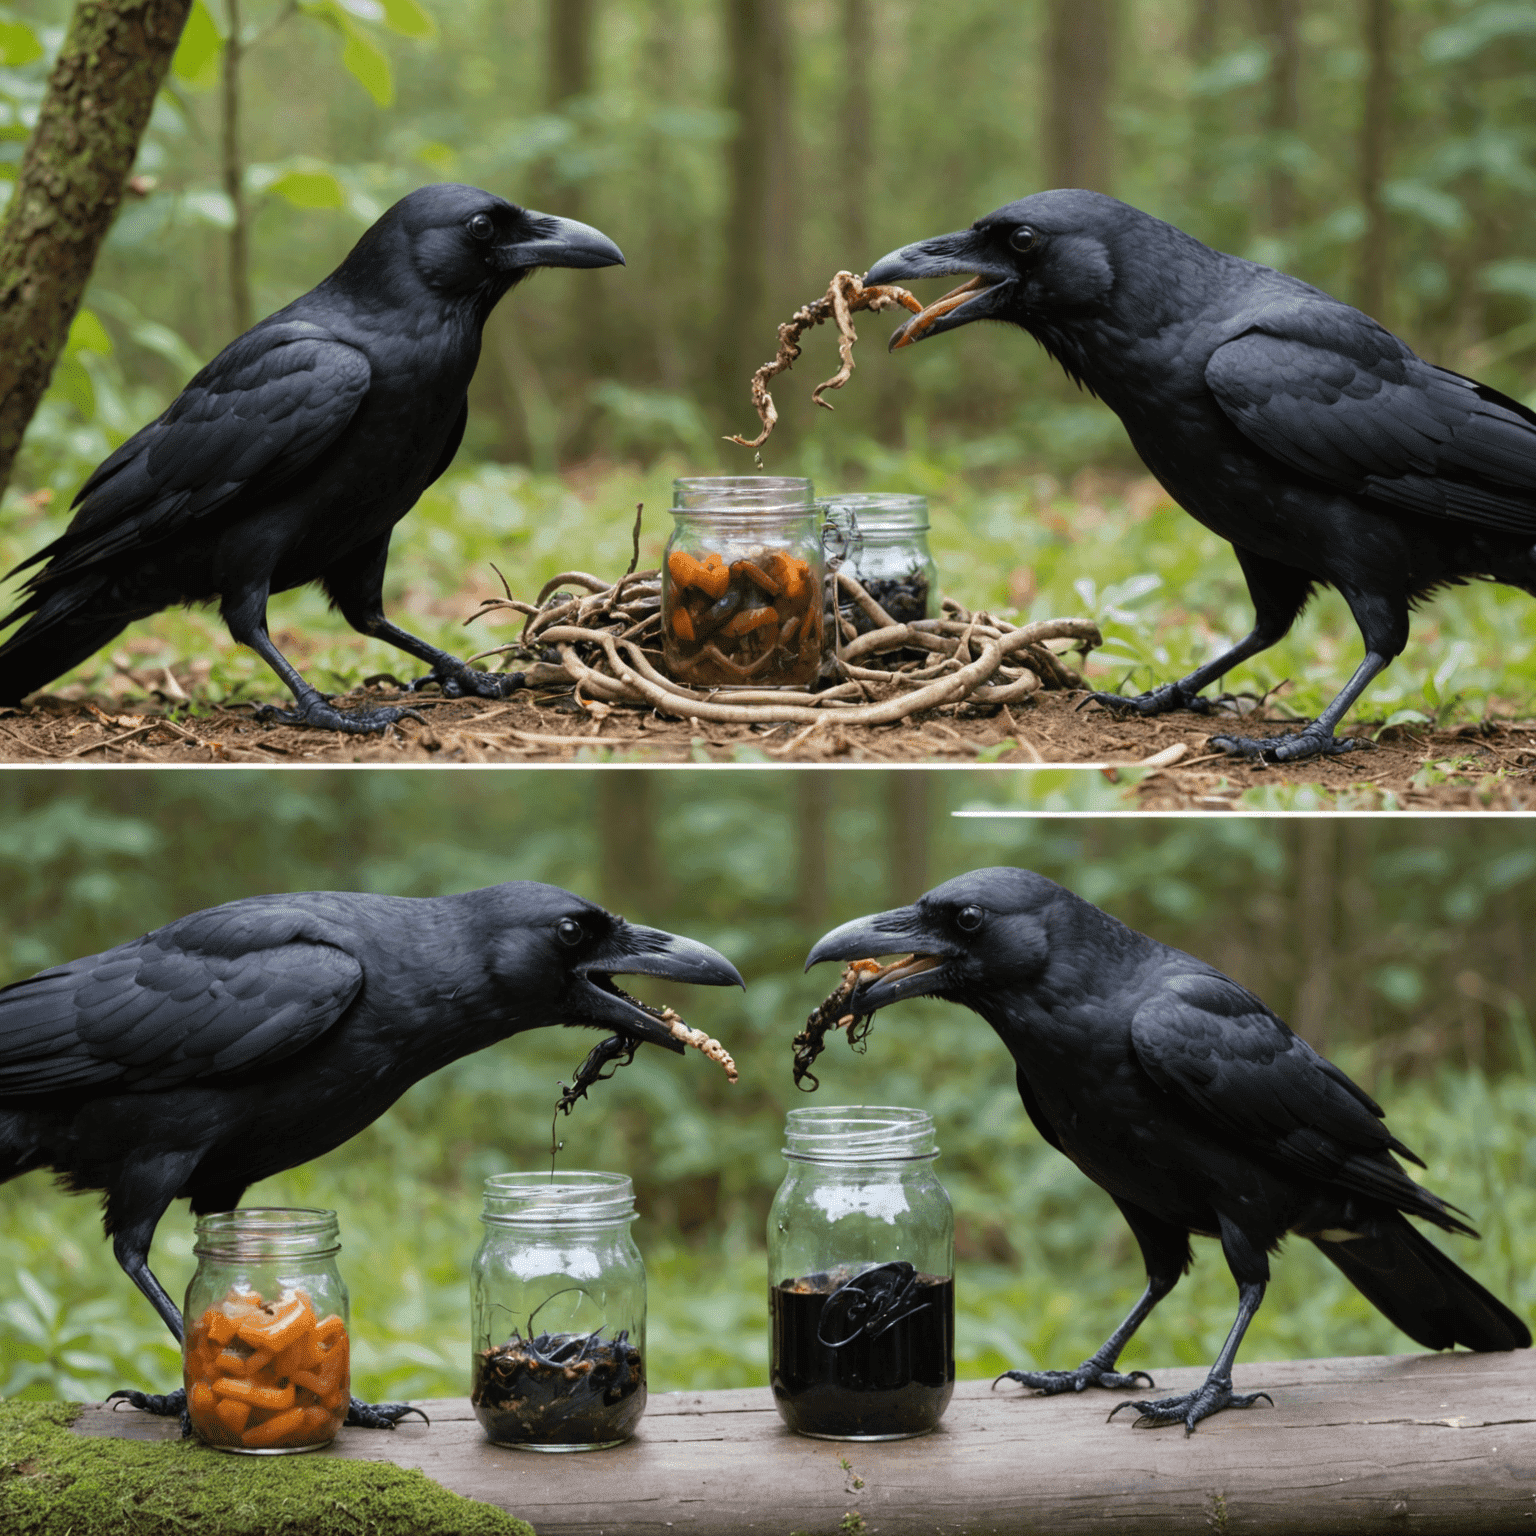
[467,564,1101,728]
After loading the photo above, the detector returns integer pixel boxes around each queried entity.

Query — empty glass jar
[470,1171,646,1452]
[768,1106,955,1440]
[822,493,939,634]
[662,476,825,687]
[182,1208,351,1454]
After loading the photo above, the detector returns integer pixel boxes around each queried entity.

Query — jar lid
[672,475,814,513]
[782,1105,938,1162]
[192,1207,340,1259]
[481,1170,638,1228]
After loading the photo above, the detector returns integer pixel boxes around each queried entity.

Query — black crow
[0,183,623,732]
[0,882,742,1426]
[806,867,1529,1432]
[865,191,1536,761]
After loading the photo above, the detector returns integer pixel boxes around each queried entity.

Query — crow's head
[348,183,624,308]
[477,882,742,1051]
[864,189,1170,351]
[803,867,1070,1015]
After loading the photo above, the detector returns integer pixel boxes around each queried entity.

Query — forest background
[0,772,1532,1403]
[3,0,1536,727]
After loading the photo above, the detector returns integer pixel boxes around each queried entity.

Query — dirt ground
[4,680,1536,809]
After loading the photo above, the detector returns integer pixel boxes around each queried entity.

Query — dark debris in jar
[472,1328,645,1445]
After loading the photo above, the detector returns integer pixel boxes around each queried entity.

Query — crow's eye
[956,905,984,933]
[468,213,495,242]
[1008,225,1038,254]
[557,918,583,947]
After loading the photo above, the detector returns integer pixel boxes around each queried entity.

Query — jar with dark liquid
[768,1106,954,1440]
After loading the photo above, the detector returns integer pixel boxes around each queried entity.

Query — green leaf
[66,307,112,357]
[381,0,437,41]
[0,18,43,67]
[1382,180,1467,234]
[171,0,224,92]
[266,168,347,209]
[1424,3,1536,64]
[341,24,394,106]
[1480,259,1536,306]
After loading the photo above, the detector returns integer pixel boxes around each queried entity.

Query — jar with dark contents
[470,1171,645,1452]
[822,494,938,634]
[768,1107,955,1441]
[663,476,824,688]
[182,1208,351,1454]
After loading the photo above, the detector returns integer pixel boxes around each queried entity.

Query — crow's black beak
[865,228,1015,350]
[573,923,742,1051]
[804,906,954,1011]
[502,211,626,272]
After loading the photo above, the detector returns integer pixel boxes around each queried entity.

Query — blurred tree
[0,0,192,496]
[1043,0,1116,191]
[596,770,661,911]
[1186,0,1221,202]
[1357,0,1393,322]
[220,0,252,335]
[839,0,871,261]
[885,771,930,902]
[1250,0,1300,235]
[794,773,831,926]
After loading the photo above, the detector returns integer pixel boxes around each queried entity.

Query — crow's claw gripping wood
[254,698,426,734]
[345,1397,431,1429]
[1208,727,1371,762]
[1109,1380,1273,1435]
[995,1364,1155,1396]
[108,1386,186,1419]
[1081,684,1212,718]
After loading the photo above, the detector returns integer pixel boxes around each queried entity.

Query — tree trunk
[1186,0,1221,201]
[885,772,930,904]
[1250,0,1300,234]
[716,0,794,402]
[1042,0,1116,192]
[1356,0,1392,323]
[840,0,871,261]
[222,0,252,337]
[596,772,662,913]
[642,0,684,388]
[1291,820,1336,1051]
[0,0,193,496]
[795,774,832,928]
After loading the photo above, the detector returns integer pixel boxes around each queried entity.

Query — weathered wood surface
[75,1351,1535,1535]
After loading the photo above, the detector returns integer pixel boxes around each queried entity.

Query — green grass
[5,438,1536,727]
[0,1401,533,1535]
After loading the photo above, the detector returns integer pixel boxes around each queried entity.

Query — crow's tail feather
[1314,1212,1530,1352]
[0,586,129,705]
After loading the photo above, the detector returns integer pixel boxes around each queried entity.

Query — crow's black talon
[1208,729,1370,763]
[344,1396,430,1429]
[254,699,424,735]
[107,1386,187,1418]
[409,666,521,700]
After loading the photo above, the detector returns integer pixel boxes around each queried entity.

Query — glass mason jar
[768,1106,955,1441]
[663,476,825,688]
[470,1171,646,1452]
[821,494,939,634]
[182,1208,350,1455]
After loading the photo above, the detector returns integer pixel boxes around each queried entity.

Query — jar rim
[192,1206,340,1258]
[481,1170,638,1228]
[782,1104,938,1162]
[820,494,930,533]
[668,502,820,525]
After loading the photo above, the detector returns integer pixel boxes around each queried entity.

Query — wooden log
[73,1352,1535,1534]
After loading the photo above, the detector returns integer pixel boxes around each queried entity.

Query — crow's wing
[1129,969,1430,1210]
[0,901,363,1096]
[1206,305,1536,537]
[12,320,371,584]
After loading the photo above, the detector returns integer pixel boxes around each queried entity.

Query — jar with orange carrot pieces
[662,477,826,688]
[182,1208,351,1453]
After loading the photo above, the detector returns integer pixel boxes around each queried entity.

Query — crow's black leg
[102,1193,192,1433]
[1084,551,1312,723]
[345,1398,431,1429]
[323,537,522,700]
[995,1272,1173,1396]
[1109,1279,1272,1433]
[222,583,425,734]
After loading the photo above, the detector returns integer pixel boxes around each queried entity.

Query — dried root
[792,957,894,1091]
[555,1001,736,1120]
[727,271,924,450]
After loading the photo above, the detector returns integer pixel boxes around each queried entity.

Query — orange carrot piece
[732,559,782,596]
[205,1310,239,1346]
[213,1396,251,1434]
[213,1377,295,1410]
[299,1406,336,1437]
[666,549,700,587]
[723,606,779,637]
[189,1380,217,1415]
[319,1380,350,1413]
[272,1332,323,1379]
[240,1405,308,1448]
[313,1315,347,1349]
[237,1298,311,1353]
[212,1347,272,1378]
[671,606,696,642]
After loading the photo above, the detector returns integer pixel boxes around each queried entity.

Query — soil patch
[3,685,1535,808]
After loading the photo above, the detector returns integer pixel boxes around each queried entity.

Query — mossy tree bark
[0,0,193,497]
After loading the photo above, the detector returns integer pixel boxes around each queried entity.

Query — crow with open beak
[865,190,1536,762]
[0,881,742,1428]
[806,867,1529,1433]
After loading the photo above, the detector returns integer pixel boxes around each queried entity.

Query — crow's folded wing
[12,321,371,584]
[1206,309,1536,537]
[1129,969,1427,1209]
[0,904,363,1095]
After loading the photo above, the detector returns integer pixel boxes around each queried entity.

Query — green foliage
[0,1401,534,1535]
